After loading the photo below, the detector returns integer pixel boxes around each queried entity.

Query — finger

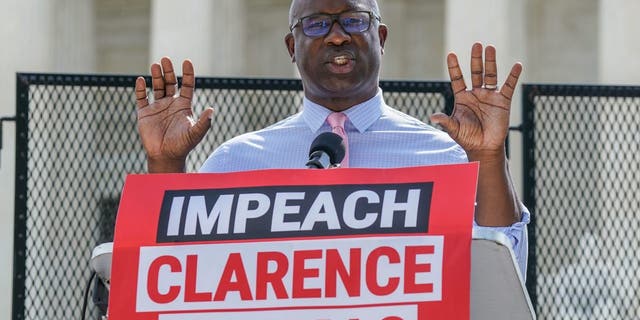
[447,53,467,94]
[430,113,459,140]
[499,62,523,101]
[470,42,483,89]
[151,63,165,100]
[180,60,195,100]
[135,77,149,109]
[161,57,178,97]
[484,45,498,90]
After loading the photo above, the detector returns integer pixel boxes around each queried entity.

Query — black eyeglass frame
[289,10,382,37]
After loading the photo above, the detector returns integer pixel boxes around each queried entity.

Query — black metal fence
[15,73,640,320]
[522,84,640,319]
[12,73,455,319]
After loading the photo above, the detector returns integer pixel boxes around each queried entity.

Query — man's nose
[324,21,351,46]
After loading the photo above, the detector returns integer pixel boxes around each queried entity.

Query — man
[135,0,529,275]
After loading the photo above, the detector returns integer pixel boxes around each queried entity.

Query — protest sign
[109,164,478,319]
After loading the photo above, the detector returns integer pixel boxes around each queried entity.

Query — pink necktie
[326,112,349,168]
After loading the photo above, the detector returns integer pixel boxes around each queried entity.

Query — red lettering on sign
[366,246,400,296]
[144,244,439,304]
[256,251,289,300]
[214,253,253,301]
[292,249,323,298]
[185,255,212,302]
[147,255,181,304]
[404,245,434,294]
[325,248,361,297]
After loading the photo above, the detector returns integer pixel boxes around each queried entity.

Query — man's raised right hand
[135,58,214,173]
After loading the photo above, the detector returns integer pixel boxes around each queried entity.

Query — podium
[93,230,536,319]
[471,229,536,319]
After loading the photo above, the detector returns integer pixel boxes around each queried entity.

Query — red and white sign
[109,164,478,319]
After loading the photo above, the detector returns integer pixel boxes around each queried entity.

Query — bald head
[289,0,381,26]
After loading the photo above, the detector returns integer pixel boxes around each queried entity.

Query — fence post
[521,84,537,314]
[13,74,30,320]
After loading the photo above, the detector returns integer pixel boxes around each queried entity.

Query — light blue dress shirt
[200,89,530,277]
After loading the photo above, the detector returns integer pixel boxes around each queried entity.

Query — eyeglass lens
[302,11,371,37]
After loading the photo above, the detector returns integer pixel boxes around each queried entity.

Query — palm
[431,43,522,156]
[137,94,199,160]
[448,89,511,152]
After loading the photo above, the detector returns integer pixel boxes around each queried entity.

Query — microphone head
[309,132,346,165]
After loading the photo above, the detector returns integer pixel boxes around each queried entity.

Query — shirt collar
[302,88,385,133]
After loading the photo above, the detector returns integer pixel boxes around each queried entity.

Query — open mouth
[333,55,350,65]
[326,54,355,74]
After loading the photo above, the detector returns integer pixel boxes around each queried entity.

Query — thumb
[430,112,459,140]
[190,107,214,139]
[430,112,452,129]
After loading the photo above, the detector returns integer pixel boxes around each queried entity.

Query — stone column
[444,0,526,193]
[597,1,640,315]
[444,0,525,77]
[599,0,640,84]
[0,0,56,318]
[25,2,97,318]
[245,0,292,77]
[52,0,96,72]
[150,0,246,76]
[526,0,598,83]
[378,0,445,80]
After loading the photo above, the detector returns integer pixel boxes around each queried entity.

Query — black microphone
[306,132,346,169]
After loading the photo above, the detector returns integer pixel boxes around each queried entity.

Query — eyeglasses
[290,10,381,38]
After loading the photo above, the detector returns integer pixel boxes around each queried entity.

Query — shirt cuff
[472,204,531,280]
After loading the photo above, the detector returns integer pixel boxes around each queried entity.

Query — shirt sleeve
[472,203,531,280]
[199,144,230,173]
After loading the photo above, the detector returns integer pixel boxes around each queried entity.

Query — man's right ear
[285,33,296,63]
